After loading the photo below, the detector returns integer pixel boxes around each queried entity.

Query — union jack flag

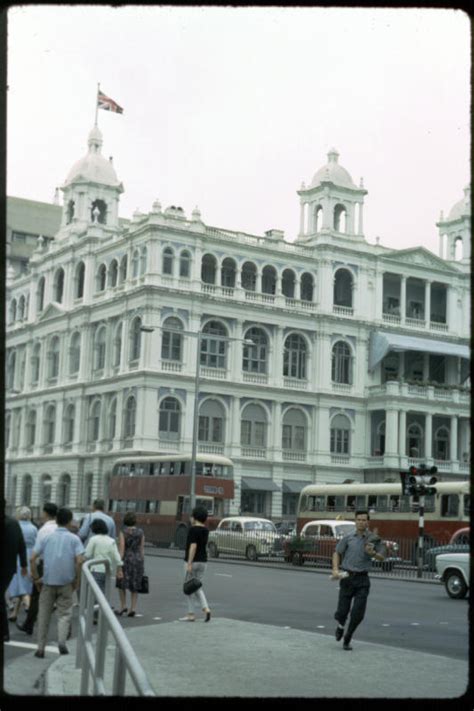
[97,90,124,114]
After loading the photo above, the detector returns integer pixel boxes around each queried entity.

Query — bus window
[389,495,399,512]
[327,496,335,512]
[368,495,377,511]
[347,496,356,511]
[180,461,186,475]
[377,495,388,512]
[464,495,470,516]
[214,465,223,477]
[203,463,213,476]
[196,463,203,476]
[145,501,160,513]
[170,462,175,476]
[196,498,214,515]
[309,495,325,511]
[335,496,345,512]
[300,495,308,512]
[424,497,435,513]
[136,500,146,513]
[441,494,459,517]
[356,496,366,509]
[159,462,166,476]
[129,464,135,477]
[126,501,137,511]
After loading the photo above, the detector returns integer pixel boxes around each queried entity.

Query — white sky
[7,6,471,253]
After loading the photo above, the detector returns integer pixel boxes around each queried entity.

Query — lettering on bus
[203,485,224,495]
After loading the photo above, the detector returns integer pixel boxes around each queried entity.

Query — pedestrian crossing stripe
[5,641,60,653]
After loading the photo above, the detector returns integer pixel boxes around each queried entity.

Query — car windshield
[335,524,355,536]
[244,521,276,533]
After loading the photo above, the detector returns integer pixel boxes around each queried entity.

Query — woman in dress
[182,506,211,622]
[115,512,145,617]
[7,507,37,622]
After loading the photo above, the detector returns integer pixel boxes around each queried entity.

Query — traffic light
[402,464,438,496]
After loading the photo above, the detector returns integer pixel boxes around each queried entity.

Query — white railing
[332,382,352,392]
[459,462,470,472]
[333,305,353,317]
[285,298,316,311]
[434,388,452,400]
[368,456,384,465]
[241,447,267,458]
[430,321,448,332]
[382,313,401,324]
[198,443,225,455]
[407,457,424,466]
[408,384,428,396]
[282,451,307,462]
[284,378,308,390]
[200,367,227,380]
[161,360,182,372]
[405,317,425,328]
[331,455,350,464]
[433,459,451,470]
[243,373,268,385]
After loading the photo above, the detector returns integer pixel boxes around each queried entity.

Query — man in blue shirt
[78,499,116,544]
[31,507,85,658]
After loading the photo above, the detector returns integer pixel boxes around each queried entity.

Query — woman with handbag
[181,506,211,622]
[115,513,145,618]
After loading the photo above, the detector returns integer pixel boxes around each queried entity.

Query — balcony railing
[430,321,448,332]
[331,454,350,464]
[286,298,316,311]
[284,377,308,390]
[200,367,227,380]
[241,447,267,458]
[405,317,425,328]
[333,305,353,317]
[243,372,268,385]
[161,360,182,372]
[282,450,307,461]
[198,443,225,455]
[382,313,401,324]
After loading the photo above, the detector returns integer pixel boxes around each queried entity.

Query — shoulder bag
[183,573,202,596]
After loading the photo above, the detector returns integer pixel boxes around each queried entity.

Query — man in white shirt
[79,499,116,544]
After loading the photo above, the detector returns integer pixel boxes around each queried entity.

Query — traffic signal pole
[416,495,425,579]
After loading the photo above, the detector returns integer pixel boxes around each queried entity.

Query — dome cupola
[437,184,471,262]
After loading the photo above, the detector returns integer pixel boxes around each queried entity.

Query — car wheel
[246,545,258,561]
[292,551,304,566]
[208,542,219,558]
[175,525,188,550]
[445,571,468,599]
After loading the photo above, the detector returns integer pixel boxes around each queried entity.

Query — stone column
[399,410,407,456]
[400,276,406,323]
[425,413,432,459]
[425,280,431,325]
[450,416,458,462]
[385,409,398,454]
[119,319,129,373]
[272,326,284,387]
[229,396,241,459]
[272,401,282,460]
[299,201,305,236]
[358,201,364,235]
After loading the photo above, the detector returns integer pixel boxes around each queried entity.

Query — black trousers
[334,574,370,639]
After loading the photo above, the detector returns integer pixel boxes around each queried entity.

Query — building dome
[63,126,120,187]
[447,185,470,221]
[310,148,357,190]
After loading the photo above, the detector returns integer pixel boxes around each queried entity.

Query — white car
[208,517,280,561]
[435,552,469,599]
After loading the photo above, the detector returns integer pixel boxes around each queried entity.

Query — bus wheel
[208,542,219,558]
[292,552,304,566]
[175,526,188,550]
[246,545,258,561]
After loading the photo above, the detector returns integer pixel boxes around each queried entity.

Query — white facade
[5,130,470,519]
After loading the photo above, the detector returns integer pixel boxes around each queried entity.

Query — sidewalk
[43,618,468,698]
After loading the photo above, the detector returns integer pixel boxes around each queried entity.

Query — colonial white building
[5,127,470,520]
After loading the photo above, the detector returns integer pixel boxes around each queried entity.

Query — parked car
[283,519,401,571]
[207,517,281,561]
[435,552,469,599]
[425,528,470,571]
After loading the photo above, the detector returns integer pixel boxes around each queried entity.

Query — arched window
[91,199,107,224]
[334,204,347,232]
[262,266,277,295]
[454,237,463,261]
[31,343,41,385]
[241,262,257,291]
[161,317,183,362]
[330,414,351,454]
[314,205,323,232]
[179,250,191,279]
[282,408,306,452]
[44,405,56,446]
[48,336,60,380]
[89,400,101,442]
[97,264,107,292]
[119,255,128,283]
[41,475,53,504]
[37,276,45,312]
[108,398,117,441]
[113,322,122,367]
[201,321,228,369]
[243,327,268,374]
[132,249,140,278]
[283,334,307,380]
[407,423,424,458]
[109,259,118,287]
[54,268,65,303]
[26,409,37,449]
[159,397,181,439]
[221,258,236,288]
[124,396,136,439]
[58,474,71,507]
[140,246,147,275]
[301,273,314,302]
[198,399,225,444]
[7,350,16,390]
[22,475,32,506]
[331,341,352,384]
[334,268,353,308]
[434,426,450,461]
[375,421,386,456]
[282,269,295,298]
[130,317,142,362]
[201,254,217,284]
[75,261,85,299]
[162,247,174,276]
[10,299,17,324]
[94,326,107,370]
[63,404,75,445]
[69,332,81,374]
[241,403,267,448]
[18,295,25,320]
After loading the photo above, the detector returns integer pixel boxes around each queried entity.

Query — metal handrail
[75,558,155,696]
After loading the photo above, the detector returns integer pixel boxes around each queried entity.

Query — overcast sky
[7,6,470,254]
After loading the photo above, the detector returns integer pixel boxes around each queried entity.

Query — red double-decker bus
[107,453,235,548]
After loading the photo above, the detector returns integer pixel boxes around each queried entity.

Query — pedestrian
[1,510,28,642]
[78,499,116,544]
[17,502,58,636]
[115,512,145,617]
[30,507,85,658]
[85,518,123,620]
[7,507,38,622]
[331,509,385,650]
[181,506,211,623]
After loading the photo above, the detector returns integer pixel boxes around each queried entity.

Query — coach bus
[107,453,235,548]
[297,480,469,544]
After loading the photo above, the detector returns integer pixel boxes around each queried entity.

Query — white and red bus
[107,453,235,548]
[297,480,469,543]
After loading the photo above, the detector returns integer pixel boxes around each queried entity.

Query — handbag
[139,575,149,594]
[183,575,202,596]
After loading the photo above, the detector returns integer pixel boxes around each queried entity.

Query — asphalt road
[2,552,468,694]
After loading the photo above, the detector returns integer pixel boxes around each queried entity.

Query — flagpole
[95,83,100,127]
